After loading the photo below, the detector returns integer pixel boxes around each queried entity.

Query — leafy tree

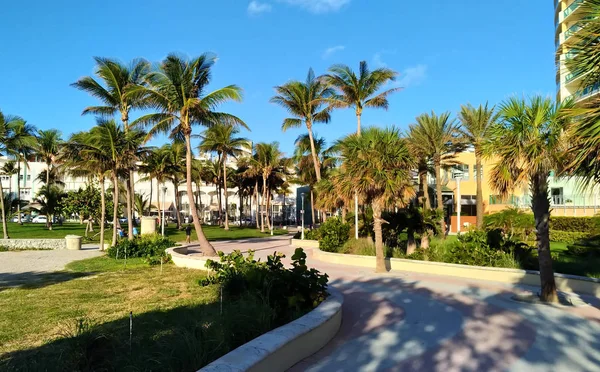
[132,53,246,256]
[200,124,250,230]
[336,127,415,272]
[458,103,498,228]
[271,68,334,182]
[489,96,573,302]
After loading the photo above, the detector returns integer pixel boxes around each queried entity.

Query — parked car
[32,215,48,224]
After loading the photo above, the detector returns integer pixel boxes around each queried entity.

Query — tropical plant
[36,129,63,186]
[0,111,21,238]
[139,147,170,216]
[7,119,37,225]
[33,185,66,230]
[409,111,462,236]
[1,160,17,200]
[458,103,499,228]
[488,96,573,302]
[164,142,186,229]
[199,124,250,230]
[131,53,246,256]
[72,57,150,240]
[335,127,415,272]
[271,68,334,182]
[134,193,151,218]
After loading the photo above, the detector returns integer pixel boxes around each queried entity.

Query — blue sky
[1,0,555,155]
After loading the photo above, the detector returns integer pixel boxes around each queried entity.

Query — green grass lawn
[0,222,288,243]
[0,256,287,370]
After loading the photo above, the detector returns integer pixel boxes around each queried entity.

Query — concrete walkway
[0,247,101,288]
[190,236,600,372]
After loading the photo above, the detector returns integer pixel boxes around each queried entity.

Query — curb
[199,288,343,372]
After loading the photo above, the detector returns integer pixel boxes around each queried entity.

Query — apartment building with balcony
[555,0,600,102]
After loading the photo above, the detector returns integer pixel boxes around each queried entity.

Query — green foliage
[566,234,600,257]
[319,217,350,252]
[484,208,534,241]
[106,234,174,264]
[201,248,328,321]
[549,230,589,244]
[550,216,600,234]
[60,184,113,222]
[305,228,321,241]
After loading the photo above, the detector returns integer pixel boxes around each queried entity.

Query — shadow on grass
[0,290,292,372]
[0,271,92,292]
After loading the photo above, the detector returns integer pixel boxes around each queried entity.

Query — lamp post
[161,186,167,236]
[301,193,305,240]
[453,171,463,234]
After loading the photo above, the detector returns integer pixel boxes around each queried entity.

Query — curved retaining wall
[165,246,211,270]
[200,288,343,372]
[290,238,320,249]
[309,248,600,298]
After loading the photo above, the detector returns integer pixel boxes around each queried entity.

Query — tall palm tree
[34,185,65,231]
[489,96,573,303]
[409,111,461,235]
[406,132,431,211]
[458,103,498,228]
[72,57,150,240]
[199,124,250,230]
[131,53,246,256]
[271,68,334,182]
[139,147,170,216]
[1,160,17,201]
[164,142,186,230]
[36,129,63,187]
[324,61,400,238]
[0,111,21,238]
[8,119,37,225]
[253,142,290,233]
[336,127,415,272]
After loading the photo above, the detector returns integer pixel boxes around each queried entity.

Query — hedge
[549,230,589,244]
[549,216,600,233]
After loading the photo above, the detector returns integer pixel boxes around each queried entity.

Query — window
[551,187,564,205]
[19,175,23,180]
[0,176,8,181]
[453,164,469,181]
[27,175,31,181]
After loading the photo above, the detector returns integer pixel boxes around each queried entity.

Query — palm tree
[489,96,573,303]
[406,132,431,211]
[34,185,65,230]
[271,68,334,182]
[72,57,150,240]
[409,111,461,235]
[253,142,290,233]
[164,142,186,230]
[131,53,246,256]
[458,103,498,228]
[134,193,151,218]
[336,127,415,272]
[0,111,21,238]
[199,124,250,230]
[7,119,37,225]
[1,160,17,201]
[139,147,170,216]
[36,129,63,186]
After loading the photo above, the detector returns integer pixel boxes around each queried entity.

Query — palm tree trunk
[185,134,216,255]
[372,201,386,273]
[421,230,430,249]
[173,180,181,230]
[125,170,134,240]
[419,166,431,210]
[475,154,484,228]
[254,180,260,229]
[217,181,223,226]
[310,189,316,226]
[356,113,362,136]
[0,178,9,239]
[261,176,267,233]
[99,174,106,251]
[157,179,161,226]
[223,155,229,230]
[45,163,51,229]
[434,160,445,238]
[111,173,119,247]
[16,161,21,225]
[407,228,417,255]
[531,173,557,302]
[148,178,153,215]
[130,171,137,226]
[306,123,322,181]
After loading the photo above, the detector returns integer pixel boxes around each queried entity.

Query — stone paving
[189,236,600,372]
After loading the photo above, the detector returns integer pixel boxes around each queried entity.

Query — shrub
[319,218,351,253]
[305,228,321,241]
[484,208,534,241]
[201,248,328,322]
[106,235,175,264]
[549,230,589,244]
[550,216,600,233]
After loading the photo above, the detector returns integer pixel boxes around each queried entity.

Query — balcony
[576,82,600,101]
[565,23,582,39]
[565,69,584,83]
[564,0,583,19]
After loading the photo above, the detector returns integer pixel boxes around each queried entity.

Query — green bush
[341,237,403,258]
[305,228,321,241]
[319,218,351,253]
[201,248,328,322]
[550,216,600,233]
[549,230,589,244]
[566,234,600,257]
[106,235,175,264]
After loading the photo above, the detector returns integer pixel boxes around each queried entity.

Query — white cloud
[397,64,428,88]
[373,52,386,68]
[248,1,272,15]
[323,45,345,59]
[278,0,350,13]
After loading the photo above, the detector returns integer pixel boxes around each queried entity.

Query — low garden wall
[165,246,211,270]
[0,238,67,250]
[290,238,320,249]
[200,288,343,372]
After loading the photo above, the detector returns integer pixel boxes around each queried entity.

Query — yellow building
[555,0,599,102]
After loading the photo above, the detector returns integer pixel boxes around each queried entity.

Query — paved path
[190,236,600,372]
[0,247,101,288]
